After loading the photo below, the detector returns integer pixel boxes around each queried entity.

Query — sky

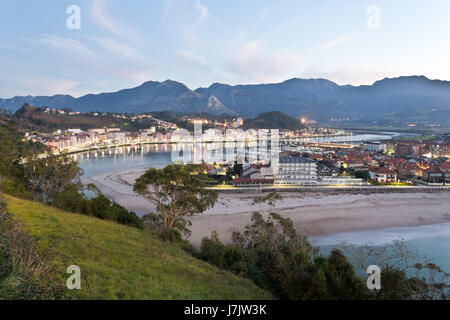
[0,0,449,98]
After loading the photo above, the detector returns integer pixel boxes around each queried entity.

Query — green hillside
[3,194,273,300]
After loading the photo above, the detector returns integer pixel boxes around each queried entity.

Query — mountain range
[1,76,450,122]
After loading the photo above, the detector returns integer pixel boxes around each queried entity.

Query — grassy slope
[3,195,273,300]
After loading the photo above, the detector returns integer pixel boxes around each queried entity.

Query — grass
[2,194,273,300]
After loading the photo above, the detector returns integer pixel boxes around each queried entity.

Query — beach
[82,169,450,247]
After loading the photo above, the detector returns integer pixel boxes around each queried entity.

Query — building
[318,176,366,185]
[368,167,398,183]
[422,162,450,183]
[422,167,443,183]
[362,141,387,153]
[89,128,106,134]
[107,132,126,143]
[440,162,450,182]
[202,162,217,175]
[233,164,274,185]
[445,135,450,144]
[233,117,244,128]
[396,143,413,157]
[67,129,83,135]
[275,155,317,185]
[318,164,335,177]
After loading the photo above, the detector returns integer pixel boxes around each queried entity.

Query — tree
[252,192,283,207]
[134,164,218,235]
[199,211,368,300]
[232,161,243,177]
[197,194,449,300]
[340,241,450,300]
[23,152,83,203]
[0,125,20,178]
[354,170,370,180]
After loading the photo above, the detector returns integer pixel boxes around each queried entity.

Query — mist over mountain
[1,76,450,122]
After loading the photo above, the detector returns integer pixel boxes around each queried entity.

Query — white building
[276,155,317,185]
[362,141,387,153]
[67,129,83,134]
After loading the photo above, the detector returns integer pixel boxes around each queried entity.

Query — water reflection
[76,132,405,178]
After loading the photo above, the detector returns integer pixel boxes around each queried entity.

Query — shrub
[84,194,142,229]
[199,212,368,300]
[0,199,67,300]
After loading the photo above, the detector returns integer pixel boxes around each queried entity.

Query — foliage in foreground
[134,164,218,237]
[0,121,142,229]
[3,194,273,300]
[198,212,368,300]
[197,211,449,300]
[0,199,67,300]
[340,241,450,300]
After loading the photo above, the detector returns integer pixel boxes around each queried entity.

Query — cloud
[0,42,27,53]
[229,48,305,83]
[91,37,144,61]
[320,33,360,49]
[226,31,304,83]
[176,49,207,68]
[90,0,143,41]
[15,76,80,96]
[163,0,210,27]
[302,66,395,86]
[38,34,156,86]
[195,0,209,23]
[40,35,95,57]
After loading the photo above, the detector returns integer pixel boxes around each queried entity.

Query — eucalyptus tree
[134,164,218,235]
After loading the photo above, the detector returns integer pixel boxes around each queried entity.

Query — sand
[82,169,450,247]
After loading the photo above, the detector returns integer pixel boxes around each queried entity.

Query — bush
[141,212,197,255]
[51,187,142,229]
[0,199,68,300]
[198,211,449,300]
[198,212,368,300]
[84,194,143,229]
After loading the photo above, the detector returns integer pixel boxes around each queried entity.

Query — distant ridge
[1,76,450,122]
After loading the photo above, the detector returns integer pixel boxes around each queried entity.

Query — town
[26,112,450,187]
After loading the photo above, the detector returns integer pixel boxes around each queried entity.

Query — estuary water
[76,131,449,276]
[77,132,409,178]
[310,222,450,280]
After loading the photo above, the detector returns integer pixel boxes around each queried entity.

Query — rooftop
[279,155,316,164]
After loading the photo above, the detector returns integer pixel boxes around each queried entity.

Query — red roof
[369,167,397,175]
[424,167,442,174]
[439,162,450,170]
[242,163,270,174]
[309,153,323,160]
[384,158,406,165]
[202,162,215,172]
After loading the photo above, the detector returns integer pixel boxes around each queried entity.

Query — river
[75,131,449,277]
[76,131,412,178]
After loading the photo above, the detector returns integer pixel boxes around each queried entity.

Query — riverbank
[82,169,450,248]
